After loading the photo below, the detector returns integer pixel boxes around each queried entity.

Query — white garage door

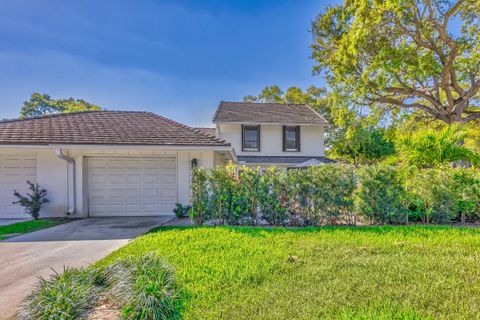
[87,157,177,217]
[0,155,37,218]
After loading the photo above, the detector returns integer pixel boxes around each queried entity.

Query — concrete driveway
[0,216,173,320]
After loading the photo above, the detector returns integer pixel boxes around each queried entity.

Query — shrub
[189,167,209,224]
[405,168,480,224]
[258,167,290,225]
[19,267,103,320]
[13,181,49,220]
[173,203,191,218]
[190,163,480,226]
[105,253,179,320]
[355,165,408,224]
[307,164,356,225]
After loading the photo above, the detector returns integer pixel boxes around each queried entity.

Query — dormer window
[242,125,260,151]
[283,126,300,152]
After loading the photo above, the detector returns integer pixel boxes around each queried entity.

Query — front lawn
[98,226,480,319]
[0,219,62,240]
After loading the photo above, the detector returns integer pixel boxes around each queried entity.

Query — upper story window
[242,125,260,151]
[283,126,300,152]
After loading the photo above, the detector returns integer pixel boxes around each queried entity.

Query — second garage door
[87,157,177,217]
[0,155,37,218]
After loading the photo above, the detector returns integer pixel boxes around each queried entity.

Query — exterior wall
[0,148,218,218]
[217,123,325,157]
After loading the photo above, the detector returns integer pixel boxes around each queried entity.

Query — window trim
[242,125,260,151]
[283,125,300,152]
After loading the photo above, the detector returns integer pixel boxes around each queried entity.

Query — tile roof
[194,127,217,137]
[237,156,335,165]
[212,101,328,125]
[0,111,230,147]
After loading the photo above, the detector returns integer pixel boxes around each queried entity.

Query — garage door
[87,157,177,216]
[0,155,37,218]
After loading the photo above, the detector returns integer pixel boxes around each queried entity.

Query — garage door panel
[0,155,37,218]
[88,157,177,217]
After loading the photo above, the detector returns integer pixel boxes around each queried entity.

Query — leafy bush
[258,167,290,225]
[405,168,480,223]
[355,165,408,224]
[173,203,191,218]
[13,181,49,220]
[105,253,179,320]
[19,267,103,320]
[190,163,480,226]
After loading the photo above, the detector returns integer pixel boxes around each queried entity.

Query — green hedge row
[190,164,480,226]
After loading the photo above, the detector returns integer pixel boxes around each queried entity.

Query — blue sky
[0,0,330,126]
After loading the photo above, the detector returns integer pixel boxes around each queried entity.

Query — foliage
[257,167,290,225]
[20,93,102,118]
[173,203,191,218]
[13,181,49,220]
[311,0,480,124]
[105,253,179,319]
[396,124,480,168]
[99,226,480,319]
[19,267,103,320]
[189,168,209,224]
[191,164,356,226]
[21,254,180,320]
[330,126,395,165]
[0,219,60,240]
[405,167,480,223]
[355,165,408,224]
[191,164,480,226]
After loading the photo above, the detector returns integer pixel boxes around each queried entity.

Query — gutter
[55,149,76,215]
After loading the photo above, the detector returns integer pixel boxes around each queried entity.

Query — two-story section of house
[211,101,334,168]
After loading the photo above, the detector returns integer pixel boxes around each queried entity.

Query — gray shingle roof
[0,111,230,147]
[237,156,335,165]
[212,101,328,124]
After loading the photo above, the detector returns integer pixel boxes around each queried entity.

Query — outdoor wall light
[191,158,198,169]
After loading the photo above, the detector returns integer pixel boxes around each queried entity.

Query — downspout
[55,148,76,215]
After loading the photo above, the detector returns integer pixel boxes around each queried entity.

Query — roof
[237,156,335,165]
[212,101,328,125]
[194,127,216,137]
[294,158,329,168]
[0,111,230,147]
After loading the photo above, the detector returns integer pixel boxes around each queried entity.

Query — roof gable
[212,101,328,125]
[0,111,229,147]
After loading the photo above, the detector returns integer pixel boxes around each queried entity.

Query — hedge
[189,164,480,226]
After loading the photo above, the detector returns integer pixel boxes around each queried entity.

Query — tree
[330,126,395,166]
[396,124,480,168]
[20,93,102,118]
[311,0,480,124]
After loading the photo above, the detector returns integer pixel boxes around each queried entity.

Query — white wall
[217,123,325,157]
[0,148,219,218]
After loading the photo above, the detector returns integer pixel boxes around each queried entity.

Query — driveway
[0,216,173,320]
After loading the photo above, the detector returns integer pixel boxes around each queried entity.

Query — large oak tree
[311,0,480,124]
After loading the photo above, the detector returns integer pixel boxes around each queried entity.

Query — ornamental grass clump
[19,267,103,320]
[104,253,180,320]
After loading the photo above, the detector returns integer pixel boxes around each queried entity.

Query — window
[283,126,300,151]
[242,125,260,151]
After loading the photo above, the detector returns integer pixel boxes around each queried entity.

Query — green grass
[98,226,480,319]
[0,219,61,240]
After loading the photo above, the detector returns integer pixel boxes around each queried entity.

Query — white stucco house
[211,101,333,168]
[0,102,331,219]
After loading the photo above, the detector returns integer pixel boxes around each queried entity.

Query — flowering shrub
[190,164,480,226]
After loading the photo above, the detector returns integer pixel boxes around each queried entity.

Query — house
[0,102,331,219]
[0,111,235,219]
[212,101,332,168]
